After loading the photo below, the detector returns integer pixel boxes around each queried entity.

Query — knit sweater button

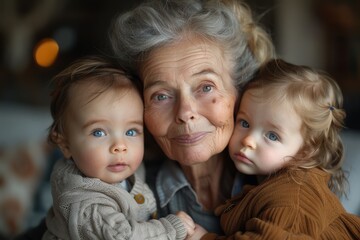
[151,211,158,219]
[134,193,145,204]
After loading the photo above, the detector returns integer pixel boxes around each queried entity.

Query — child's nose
[111,140,127,153]
[241,134,256,150]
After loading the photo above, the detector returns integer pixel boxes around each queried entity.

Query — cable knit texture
[42,158,187,240]
[201,168,360,239]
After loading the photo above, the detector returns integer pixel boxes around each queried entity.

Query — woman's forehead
[142,36,226,68]
[139,37,233,87]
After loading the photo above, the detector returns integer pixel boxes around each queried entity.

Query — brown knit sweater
[202,168,360,239]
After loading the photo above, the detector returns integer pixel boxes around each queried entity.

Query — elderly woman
[110,0,274,234]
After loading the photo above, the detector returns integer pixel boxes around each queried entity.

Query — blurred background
[0,0,359,239]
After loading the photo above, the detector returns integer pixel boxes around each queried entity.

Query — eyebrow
[82,119,143,129]
[193,68,219,77]
[268,122,285,135]
[82,119,107,129]
[129,120,144,126]
[144,68,219,90]
[144,80,164,91]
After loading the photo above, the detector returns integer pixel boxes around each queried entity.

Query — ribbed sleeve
[164,214,187,240]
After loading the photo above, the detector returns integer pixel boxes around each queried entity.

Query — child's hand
[186,224,208,240]
[176,211,195,236]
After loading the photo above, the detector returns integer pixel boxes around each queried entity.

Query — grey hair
[109,0,274,88]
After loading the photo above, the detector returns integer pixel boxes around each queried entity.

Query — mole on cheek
[212,98,217,104]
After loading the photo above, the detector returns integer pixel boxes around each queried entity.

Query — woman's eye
[154,94,168,101]
[92,129,106,137]
[266,132,279,141]
[126,129,137,137]
[240,119,249,128]
[202,85,213,93]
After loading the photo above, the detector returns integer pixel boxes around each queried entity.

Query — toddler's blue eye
[240,119,249,128]
[92,130,105,137]
[266,132,279,141]
[126,129,137,137]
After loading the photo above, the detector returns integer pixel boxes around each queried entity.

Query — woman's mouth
[171,132,208,144]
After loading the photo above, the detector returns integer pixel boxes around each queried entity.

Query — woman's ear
[52,131,72,159]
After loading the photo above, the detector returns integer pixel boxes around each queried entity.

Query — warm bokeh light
[34,38,59,67]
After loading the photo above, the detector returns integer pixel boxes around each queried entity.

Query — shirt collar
[156,160,192,208]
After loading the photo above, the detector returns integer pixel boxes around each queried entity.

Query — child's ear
[52,131,72,159]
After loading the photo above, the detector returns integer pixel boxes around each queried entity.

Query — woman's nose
[175,95,197,123]
[111,140,127,153]
[241,134,256,150]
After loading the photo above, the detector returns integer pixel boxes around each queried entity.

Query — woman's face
[140,36,237,165]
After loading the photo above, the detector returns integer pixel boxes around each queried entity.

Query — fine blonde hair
[244,59,347,196]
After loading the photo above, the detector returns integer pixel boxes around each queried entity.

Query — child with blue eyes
[43,56,195,240]
[197,59,360,239]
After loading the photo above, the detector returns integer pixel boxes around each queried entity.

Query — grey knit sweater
[43,158,187,240]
